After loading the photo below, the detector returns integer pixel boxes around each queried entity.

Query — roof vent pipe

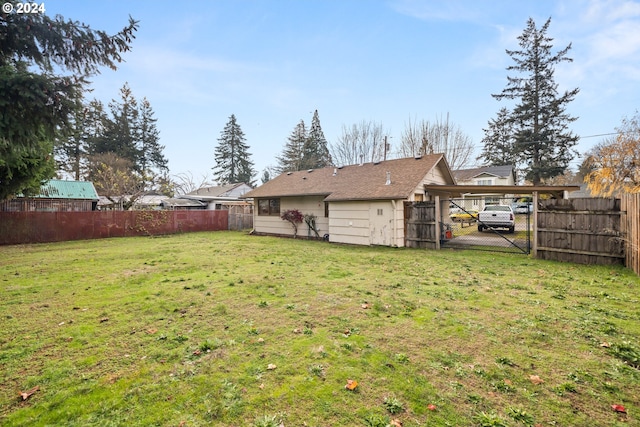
[333,168,337,176]
[385,171,391,185]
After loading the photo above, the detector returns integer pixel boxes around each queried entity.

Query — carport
[415,184,580,254]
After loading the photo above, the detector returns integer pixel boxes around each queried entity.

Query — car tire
[509,226,515,233]
[478,224,483,232]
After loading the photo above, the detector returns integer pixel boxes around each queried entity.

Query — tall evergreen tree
[484,17,579,185]
[304,110,332,169]
[0,4,137,199]
[55,99,107,180]
[138,97,168,184]
[90,83,140,167]
[277,120,307,173]
[213,114,255,185]
[478,107,519,167]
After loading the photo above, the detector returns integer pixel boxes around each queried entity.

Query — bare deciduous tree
[398,113,474,170]
[171,171,214,196]
[86,152,145,210]
[330,120,390,166]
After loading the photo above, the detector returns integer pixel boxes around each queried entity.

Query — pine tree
[138,97,168,186]
[0,6,137,199]
[277,120,307,173]
[90,83,141,167]
[304,110,332,169]
[55,99,107,180]
[479,107,519,167]
[486,17,579,185]
[213,114,255,185]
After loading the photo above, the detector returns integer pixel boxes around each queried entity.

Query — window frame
[257,198,281,216]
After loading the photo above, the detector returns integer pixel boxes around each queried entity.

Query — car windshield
[484,205,510,211]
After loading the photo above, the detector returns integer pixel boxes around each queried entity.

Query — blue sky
[47,0,640,181]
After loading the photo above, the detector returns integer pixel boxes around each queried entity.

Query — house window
[324,202,329,218]
[258,198,280,216]
[377,208,383,215]
[485,196,500,205]
[477,179,493,185]
[414,193,424,201]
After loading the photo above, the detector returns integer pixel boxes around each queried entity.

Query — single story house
[0,179,99,212]
[178,183,253,214]
[242,155,456,247]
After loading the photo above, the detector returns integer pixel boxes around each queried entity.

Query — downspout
[391,200,397,247]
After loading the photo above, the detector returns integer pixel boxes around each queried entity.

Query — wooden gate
[404,201,437,248]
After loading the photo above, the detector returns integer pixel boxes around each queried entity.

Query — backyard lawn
[0,231,638,426]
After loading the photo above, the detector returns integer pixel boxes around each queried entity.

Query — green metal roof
[32,180,99,200]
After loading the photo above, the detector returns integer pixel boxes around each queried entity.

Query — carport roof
[424,184,580,199]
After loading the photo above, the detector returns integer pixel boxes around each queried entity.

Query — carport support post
[435,194,441,250]
[532,191,538,257]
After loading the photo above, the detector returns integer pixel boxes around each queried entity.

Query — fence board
[536,198,624,265]
[0,210,228,245]
[622,193,640,275]
[404,201,437,249]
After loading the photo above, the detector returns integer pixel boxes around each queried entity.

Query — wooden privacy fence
[0,210,228,245]
[536,198,624,265]
[228,213,253,231]
[621,193,640,275]
[404,201,438,249]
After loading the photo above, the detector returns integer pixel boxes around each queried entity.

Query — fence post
[531,191,538,258]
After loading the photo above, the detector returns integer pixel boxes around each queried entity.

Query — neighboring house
[452,165,517,210]
[178,183,253,214]
[160,198,206,210]
[0,179,99,212]
[242,155,456,247]
[132,193,167,210]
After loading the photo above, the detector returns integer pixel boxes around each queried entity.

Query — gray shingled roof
[187,183,244,197]
[453,165,515,182]
[243,155,453,202]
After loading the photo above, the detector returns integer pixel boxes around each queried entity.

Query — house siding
[329,201,372,245]
[252,196,328,238]
[328,200,405,247]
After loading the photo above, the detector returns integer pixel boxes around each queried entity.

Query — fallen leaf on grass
[146,328,158,334]
[99,317,109,323]
[19,386,39,401]
[389,419,403,426]
[529,375,544,385]
[611,404,627,413]
[427,404,436,411]
[267,364,277,370]
[600,342,611,348]
[345,379,358,390]
[361,303,370,309]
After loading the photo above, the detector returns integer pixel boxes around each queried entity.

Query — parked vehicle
[477,205,515,233]
[449,209,478,224]
[514,202,532,214]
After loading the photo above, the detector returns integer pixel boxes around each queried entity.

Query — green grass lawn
[0,231,638,426]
